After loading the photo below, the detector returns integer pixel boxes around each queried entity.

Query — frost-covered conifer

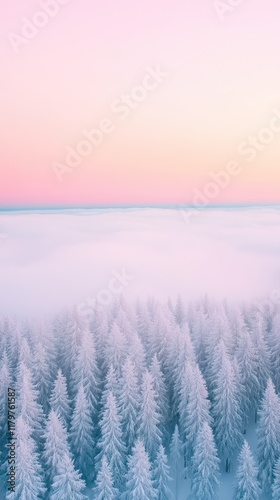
[96,391,126,487]
[33,341,52,412]
[105,322,127,378]
[6,416,46,500]
[16,362,44,443]
[184,363,211,466]
[124,439,157,499]
[42,410,72,484]
[100,365,119,409]
[70,384,95,480]
[272,457,280,500]
[154,444,172,500]
[138,370,162,459]
[49,453,87,500]
[170,425,183,500]
[269,312,280,393]
[49,369,71,429]
[0,352,11,451]
[191,422,220,500]
[71,327,100,416]
[235,322,259,430]
[150,354,169,430]
[93,456,119,500]
[234,440,260,500]
[257,378,280,492]
[212,345,242,472]
[118,357,140,452]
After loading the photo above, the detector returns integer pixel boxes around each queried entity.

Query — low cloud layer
[0,207,280,316]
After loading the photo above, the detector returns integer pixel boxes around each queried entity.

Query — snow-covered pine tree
[269,312,280,393]
[5,319,21,371]
[49,369,71,429]
[93,456,119,500]
[71,326,100,416]
[49,453,87,500]
[105,322,127,378]
[17,336,33,371]
[174,295,185,325]
[70,384,95,481]
[178,361,194,436]
[96,391,126,488]
[234,440,260,500]
[191,421,220,500]
[257,378,280,492]
[235,320,259,431]
[272,457,280,500]
[147,305,169,366]
[89,305,109,376]
[170,424,183,500]
[118,357,140,453]
[150,354,169,431]
[124,439,157,500]
[153,444,172,500]
[0,352,11,454]
[126,328,146,380]
[212,344,242,472]
[42,410,73,485]
[249,312,271,405]
[6,416,46,500]
[16,362,44,443]
[138,369,162,459]
[184,363,212,468]
[33,341,52,413]
[100,364,119,409]
[58,308,84,382]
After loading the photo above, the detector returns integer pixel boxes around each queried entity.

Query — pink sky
[1,0,280,206]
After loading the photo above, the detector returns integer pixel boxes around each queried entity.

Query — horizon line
[1,202,280,212]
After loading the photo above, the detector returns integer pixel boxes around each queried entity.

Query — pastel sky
[1,0,280,206]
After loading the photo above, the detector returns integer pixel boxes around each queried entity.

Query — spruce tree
[234,440,260,500]
[0,352,11,456]
[124,439,157,499]
[184,363,211,467]
[33,341,52,413]
[154,444,172,500]
[170,425,183,500]
[71,327,100,416]
[269,312,280,393]
[42,410,72,485]
[257,378,280,492]
[212,346,242,472]
[49,453,87,500]
[272,457,280,500]
[70,384,95,480]
[118,357,140,452]
[16,362,44,443]
[6,416,46,500]
[150,354,169,431]
[235,321,259,430]
[138,370,162,459]
[93,456,119,500]
[96,391,126,488]
[49,369,71,429]
[191,422,220,500]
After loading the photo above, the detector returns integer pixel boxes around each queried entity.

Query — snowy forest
[0,297,280,499]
